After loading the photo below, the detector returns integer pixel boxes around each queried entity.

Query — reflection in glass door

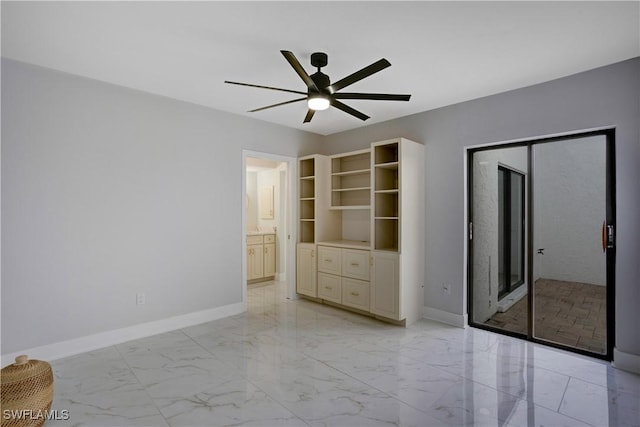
[532,135,611,356]
[498,166,525,300]
[470,146,529,337]
[469,130,615,359]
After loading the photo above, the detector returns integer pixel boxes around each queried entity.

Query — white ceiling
[2,1,639,136]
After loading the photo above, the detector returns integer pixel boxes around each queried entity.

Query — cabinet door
[342,277,370,312]
[263,243,276,277]
[318,246,341,275]
[247,244,264,280]
[318,272,341,304]
[296,244,317,297]
[342,249,370,281]
[371,252,400,320]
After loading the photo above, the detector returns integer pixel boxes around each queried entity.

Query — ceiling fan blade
[330,99,370,121]
[303,109,315,123]
[225,80,306,95]
[280,50,319,92]
[333,93,411,101]
[248,97,307,113]
[329,59,391,93]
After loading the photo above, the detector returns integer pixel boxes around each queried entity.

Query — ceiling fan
[225,50,411,123]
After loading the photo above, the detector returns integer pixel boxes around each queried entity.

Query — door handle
[602,222,615,251]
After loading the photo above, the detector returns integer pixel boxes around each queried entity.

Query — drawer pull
[325,286,332,290]
[351,292,360,297]
[325,259,332,262]
[350,262,359,267]
[264,248,267,254]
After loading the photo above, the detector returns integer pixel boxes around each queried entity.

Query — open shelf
[374,218,398,252]
[332,171,370,191]
[300,179,315,199]
[300,199,315,220]
[375,142,399,164]
[332,188,370,207]
[300,221,315,243]
[375,192,398,218]
[300,158,315,178]
[375,166,398,191]
[332,151,371,174]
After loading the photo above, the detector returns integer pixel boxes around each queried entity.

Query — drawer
[342,249,370,281]
[246,235,263,245]
[341,278,370,312]
[318,272,341,304]
[263,234,276,244]
[318,246,341,275]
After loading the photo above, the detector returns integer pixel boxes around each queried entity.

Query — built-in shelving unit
[331,150,371,210]
[299,157,316,243]
[296,138,424,325]
[373,142,400,252]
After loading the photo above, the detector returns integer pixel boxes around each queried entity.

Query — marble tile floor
[46,280,639,426]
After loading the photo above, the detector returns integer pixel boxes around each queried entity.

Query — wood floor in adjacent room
[485,278,607,354]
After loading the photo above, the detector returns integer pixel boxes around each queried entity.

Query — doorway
[242,151,297,309]
[467,129,615,360]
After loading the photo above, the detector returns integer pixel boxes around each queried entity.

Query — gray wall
[3,57,639,363]
[322,58,640,360]
[1,59,320,353]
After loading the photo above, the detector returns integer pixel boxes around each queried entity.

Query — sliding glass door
[470,146,529,336]
[468,130,615,359]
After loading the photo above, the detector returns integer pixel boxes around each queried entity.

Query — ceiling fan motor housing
[310,52,328,68]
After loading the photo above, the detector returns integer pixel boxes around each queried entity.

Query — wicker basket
[1,355,54,427]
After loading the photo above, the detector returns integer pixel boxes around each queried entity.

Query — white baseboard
[1,302,245,366]
[612,347,640,374]
[423,306,468,328]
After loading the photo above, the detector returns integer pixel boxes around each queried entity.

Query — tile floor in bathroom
[46,280,639,426]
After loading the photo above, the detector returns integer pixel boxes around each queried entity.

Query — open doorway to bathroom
[242,151,297,313]
[467,129,615,360]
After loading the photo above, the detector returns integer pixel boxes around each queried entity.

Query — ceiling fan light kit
[308,93,330,111]
[225,50,411,123]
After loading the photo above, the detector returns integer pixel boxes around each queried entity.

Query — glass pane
[472,146,528,335]
[532,135,607,354]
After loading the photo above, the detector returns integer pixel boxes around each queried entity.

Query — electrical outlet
[136,293,146,305]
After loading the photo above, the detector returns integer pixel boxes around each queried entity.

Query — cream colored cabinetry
[317,245,370,310]
[370,251,400,319]
[370,139,425,324]
[296,243,316,297]
[247,234,276,283]
[296,155,340,297]
[342,277,370,312]
[263,234,276,278]
[317,272,341,303]
[297,138,424,325]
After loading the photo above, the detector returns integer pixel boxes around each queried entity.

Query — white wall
[256,168,280,232]
[533,136,606,285]
[322,58,640,364]
[1,59,321,354]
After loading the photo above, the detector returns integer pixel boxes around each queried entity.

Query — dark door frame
[467,128,616,361]
[497,165,526,299]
